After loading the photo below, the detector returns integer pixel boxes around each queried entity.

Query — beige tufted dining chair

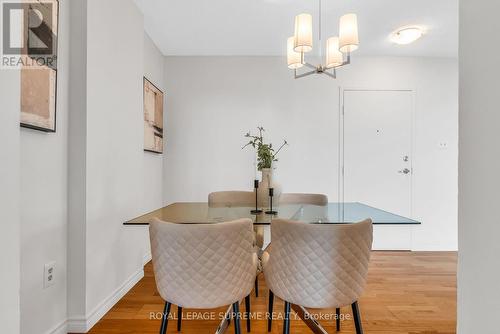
[208,191,264,299]
[263,219,373,334]
[208,191,264,248]
[149,218,258,334]
[279,193,328,206]
[208,190,255,207]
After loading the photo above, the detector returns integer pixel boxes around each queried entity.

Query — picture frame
[20,0,59,132]
[143,77,164,154]
[20,66,58,132]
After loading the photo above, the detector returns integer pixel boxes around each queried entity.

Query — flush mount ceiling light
[391,27,423,45]
[287,0,359,79]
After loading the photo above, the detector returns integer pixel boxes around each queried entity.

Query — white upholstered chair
[149,218,258,334]
[208,190,264,247]
[279,193,328,206]
[208,190,255,207]
[263,219,373,334]
[208,191,264,298]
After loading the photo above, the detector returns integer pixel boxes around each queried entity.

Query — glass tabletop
[123,202,420,225]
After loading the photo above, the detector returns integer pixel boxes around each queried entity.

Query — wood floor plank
[85,251,457,334]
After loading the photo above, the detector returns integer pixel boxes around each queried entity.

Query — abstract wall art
[19,0,59,132]
[143,77,164,153]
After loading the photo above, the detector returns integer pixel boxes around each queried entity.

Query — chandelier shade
[294,13,313,53]
[326,37,343,68]
[339,13,359,53]
[287,37,304,69]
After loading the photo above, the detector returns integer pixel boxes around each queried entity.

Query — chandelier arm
[344,52,351,65]
[302,62,317,70]
[322,69,336,79]
[294,69,317,79]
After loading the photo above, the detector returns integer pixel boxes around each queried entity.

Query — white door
[342,90,413,218]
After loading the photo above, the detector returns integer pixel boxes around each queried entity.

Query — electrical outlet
[438,142,448,149]
[44,261,56,289]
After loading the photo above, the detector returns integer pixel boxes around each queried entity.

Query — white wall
[85,0,146,317]
[19,1,69,333]
[66,1,165,331]
[143,33,165,236]
[163,56,458,251]
[0,0,166,332]
[458,1,500,333]
[0,67,21,334]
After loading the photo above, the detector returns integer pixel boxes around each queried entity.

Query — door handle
[398,168,410,174]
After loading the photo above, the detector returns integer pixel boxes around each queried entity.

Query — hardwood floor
[87,252,457,334]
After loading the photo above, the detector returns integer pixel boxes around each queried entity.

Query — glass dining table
[123,202,420,226]
[124,202,419,334]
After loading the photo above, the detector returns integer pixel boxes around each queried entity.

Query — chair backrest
[208,191,254,207]
[279,193,328,206]
[149,218,258,308]
[263,219,372,308]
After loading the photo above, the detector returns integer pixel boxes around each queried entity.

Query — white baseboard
[67,266,145,333]
[142,251,151,266]
[46,319,67,334]
[65,317,87,333]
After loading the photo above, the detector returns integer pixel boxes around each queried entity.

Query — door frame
[338,87,417,218]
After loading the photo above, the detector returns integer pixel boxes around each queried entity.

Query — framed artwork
[20,0,59,132]
[143,77,164,153]
[21,66,57,132]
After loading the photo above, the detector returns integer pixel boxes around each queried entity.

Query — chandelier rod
[318,0,322,61]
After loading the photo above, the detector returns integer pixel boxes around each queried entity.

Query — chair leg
[177,306,182,331]
[160,302,171,334]
[351,301,364,334]
[336,307,341,331]
[245,295,251,332]
[267,290,274,332]
[254,277,259,297]
[283,301,291,334]
[233,302,242,334]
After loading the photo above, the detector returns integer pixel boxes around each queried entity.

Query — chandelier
[287,0,359,79]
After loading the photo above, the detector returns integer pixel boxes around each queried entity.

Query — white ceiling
[134,0,458,58]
